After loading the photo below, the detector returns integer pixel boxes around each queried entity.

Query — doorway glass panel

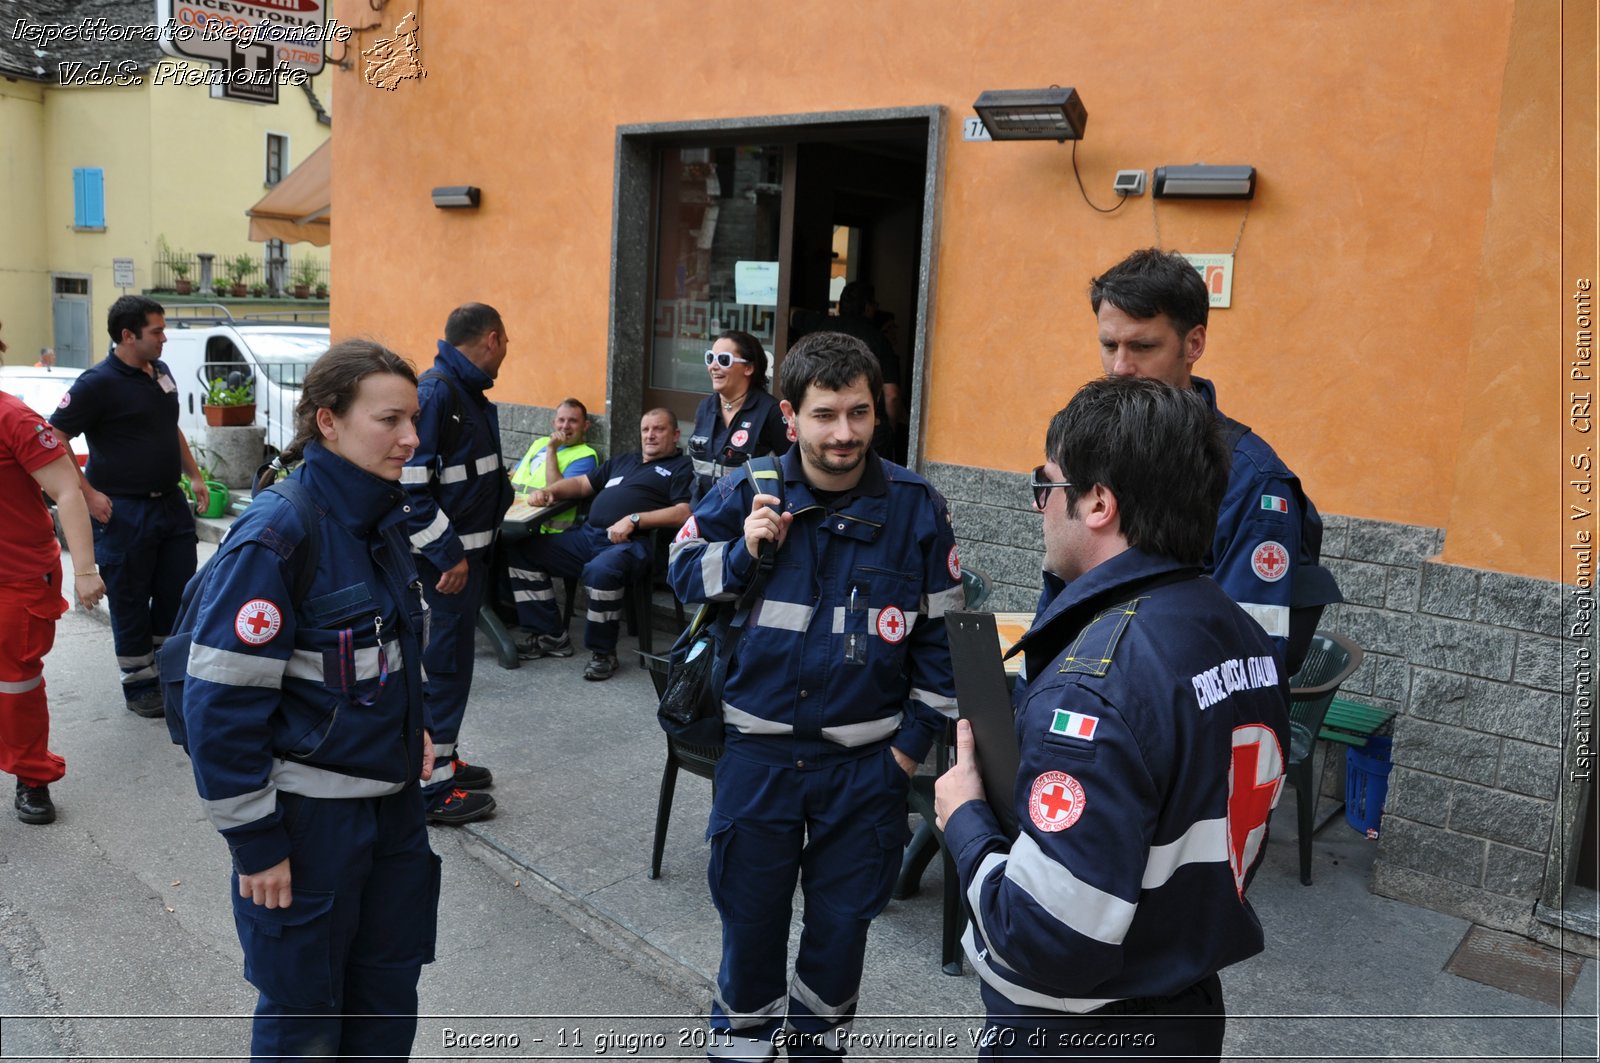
[649,144,784,393]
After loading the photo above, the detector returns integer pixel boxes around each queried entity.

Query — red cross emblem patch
[947,545,961,581]
[234,599,283,646]
[1227,724,1285,896]
[1250,541,1289,583]
[1028,771,1086,832]
[673,515,699,544]
[36,426,58,449]
[730,429,749,448]
[876,605,907,643]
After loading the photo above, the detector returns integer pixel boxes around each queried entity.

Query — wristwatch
[629,513,641,527]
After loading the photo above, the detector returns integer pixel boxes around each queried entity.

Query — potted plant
[201,372,256,427]
[211,279,230,298]
[314,282,328,300]
[292,258,319,299]
[172,258,193,295]
[249,282,267,298]
[226,254,254,298]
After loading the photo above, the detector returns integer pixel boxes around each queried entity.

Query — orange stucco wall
[330,0,1590,581]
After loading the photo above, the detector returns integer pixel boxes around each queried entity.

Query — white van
[161,306,330,458]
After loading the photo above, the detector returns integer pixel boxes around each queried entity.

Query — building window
[266,133,287,186]
[72,167,105,229]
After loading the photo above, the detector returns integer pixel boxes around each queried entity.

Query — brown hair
[280,339,417,466]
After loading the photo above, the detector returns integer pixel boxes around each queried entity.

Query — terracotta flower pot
[231,282,248,298]
[203,403,256,427]
[175,278,193,294]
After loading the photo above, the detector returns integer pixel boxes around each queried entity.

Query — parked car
[0,365,87,465]
[161,307,330,457]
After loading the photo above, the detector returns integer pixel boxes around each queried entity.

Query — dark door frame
[610,105,946,468]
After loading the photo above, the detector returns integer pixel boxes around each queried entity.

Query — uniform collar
[1191,375,1219,414]
[778,446,887,510]
[434,341,495,394]
[299,443,409,537]
[1012,547,1198,659]
[106,352,162,379]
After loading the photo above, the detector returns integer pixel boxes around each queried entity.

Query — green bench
[1319,697,1396,748]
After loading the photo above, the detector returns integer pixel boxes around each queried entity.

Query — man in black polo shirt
[509,408,693,680]
[50,296,208,718]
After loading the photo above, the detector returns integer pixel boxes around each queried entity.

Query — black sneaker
[425,787,496,826]
[582,651,618,681]
[15,781,55,825]
[514,631,574,660]
[125,690,165,718]
[450,758,493,790]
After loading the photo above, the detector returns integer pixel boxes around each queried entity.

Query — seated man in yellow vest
[508,398,599,534]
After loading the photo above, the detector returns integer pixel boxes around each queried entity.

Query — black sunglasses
[1029,464,1075,510]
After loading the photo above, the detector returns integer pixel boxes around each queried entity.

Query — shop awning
[247,139,331,246]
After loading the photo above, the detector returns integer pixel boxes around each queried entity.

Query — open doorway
[613,108,943,467]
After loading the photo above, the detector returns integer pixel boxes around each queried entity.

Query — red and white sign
[1250,541,1289,583]
[947,545,961,581]
[730,429,749,448]
[673,515,699,544]
[234,599,283,646]
[1227,724,1284,895]
[876,605,907,644]
[1028,771,1086,832]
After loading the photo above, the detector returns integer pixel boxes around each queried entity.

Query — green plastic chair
[1285,631,1365,885]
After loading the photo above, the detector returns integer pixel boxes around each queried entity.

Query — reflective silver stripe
[438,463,469,484]
[284,640,399,684]
[188,643,286,688]
[1239,602,1290,638]
[459,530,495,550]
[475,454,500,476]
[399,465,431,485]
[782,1021,851,1053]
[271,759,406,798]
[514,588,554,603]
[432,740,456,758]
[700,540,728,598]
[923,584,966,620]
[1142,816,1227,889]
[960,923,1118,1014]
[965,851,1016,972]
[0,674,43,695]
[1005,832,1136,945]
[200,783,276,831]
[588,586,625,602]
[752,599,814,632]
[789,976,857,1024]
[117,653,154,669]
[692,457,719,478]
[706,1036,777,1061]
[820,713,901,746]
[429,760,456,785]
[587,607,624,624]
[723,702,792,736]
[409,509,450,549]
[910,687,958,718]
[714,992,787,1031]
[507,567,545,582]
[120,666,157,684]
[830,607,920,633]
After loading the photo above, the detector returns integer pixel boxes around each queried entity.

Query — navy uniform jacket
[402,342,513,570]
[944,547,1290,1018]
[180,444,427,875]
[667,448,962,766]
[1194,377,1340,663]
[687,389,790,501]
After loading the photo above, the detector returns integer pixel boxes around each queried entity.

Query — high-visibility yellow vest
[510,437,598,533]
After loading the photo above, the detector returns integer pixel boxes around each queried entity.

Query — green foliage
[225,254,255,285]
[205,375,254,406]
[293,258,319,286]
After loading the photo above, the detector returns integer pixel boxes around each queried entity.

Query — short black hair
[557,397,588,420]
[444,303,504,348]
[107,295,165,344]
[716,329,770,391]
[778,330,882,412]
[1088,248,1209,342]
[1045,376,1227,565]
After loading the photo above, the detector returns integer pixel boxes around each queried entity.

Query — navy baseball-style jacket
[179,444,427,875]
[667,448,963,766]
[944,547,1290,1019]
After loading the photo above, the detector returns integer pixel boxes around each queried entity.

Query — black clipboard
[947,610,1021,838]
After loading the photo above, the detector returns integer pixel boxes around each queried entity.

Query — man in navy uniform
[515,408,693,681]
[670,332,961,1061]
[403,303,514,825]
[1089,248,1340,674]
[49,295,207,719]
[936,377,1291,1060]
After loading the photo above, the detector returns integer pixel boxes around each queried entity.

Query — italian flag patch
[1049,709,1099,741]
[1260,494,1289,513]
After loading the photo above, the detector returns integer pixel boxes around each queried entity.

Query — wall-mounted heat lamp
[1151,165,1256,200]
[431,186,481,209]
[972,87,1087,142]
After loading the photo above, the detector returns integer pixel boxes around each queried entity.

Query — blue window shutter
[73,167,105,228]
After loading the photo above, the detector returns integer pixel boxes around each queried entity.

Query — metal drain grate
[1443,925,1585,1007]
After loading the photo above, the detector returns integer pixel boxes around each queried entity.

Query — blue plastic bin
[1345,735,1393,836]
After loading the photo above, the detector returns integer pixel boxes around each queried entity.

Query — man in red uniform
[0,386,105,823]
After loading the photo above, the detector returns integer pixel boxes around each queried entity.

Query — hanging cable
[1071,141,1127,215]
